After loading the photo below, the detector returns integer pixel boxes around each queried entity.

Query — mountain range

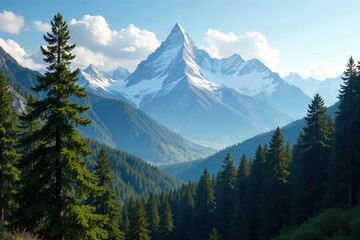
[283,72,342,106]
[0,46,213,165]
[78,23,312,147]
[162,102,338,181]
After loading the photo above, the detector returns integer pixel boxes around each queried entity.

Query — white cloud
[70,15,113,45]
[203,29,279,70]
[0,11,25,34]
[0,38,43,69]
[306,63,343,80]
[33,20,51,33]
[68,15,160,71]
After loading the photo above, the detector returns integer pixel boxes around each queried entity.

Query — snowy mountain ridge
[283,72,342,106]
[78,23,311,146]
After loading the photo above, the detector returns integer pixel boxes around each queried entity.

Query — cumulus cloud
[0,38,43,69]
[307,62,343,80]
[203,29,279,70]
[33,20,51,33]
[68,15,160,70]
[0,11,25,34]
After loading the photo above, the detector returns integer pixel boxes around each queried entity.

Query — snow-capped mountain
[78,23,311,146]
[78,64,134,105]
[283,72,342,106]
[103,66,130,80]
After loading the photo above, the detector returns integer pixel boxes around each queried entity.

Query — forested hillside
[120,57,360,240]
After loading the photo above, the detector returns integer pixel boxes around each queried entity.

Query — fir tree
[215,153,237,238]
[237,153,250,204]
[128,200,151,240]
[295,94,332,222]
[260,127,290,240]
[18,95,42,159]
[289,132,305,225]
[16,13,106,239]
[246,145,266,240]
[158,197,174,240]
[324,56,360,209]
[175,185,194,240]
[0,74,21,228]
[193,168,216,240]
[91,147,124,240]
[146,194,160,240]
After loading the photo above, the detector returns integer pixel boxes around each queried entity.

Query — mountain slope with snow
[78,23,311,146]
[283,73,342,106]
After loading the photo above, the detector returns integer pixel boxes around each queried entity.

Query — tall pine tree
[237,153,250,204]
[158,196,174,240]
[260,127,290,240]
[128,200,151,240]
[324,56,360,209]
[146,194,160,240]
[0,74,21,229]
[215,153,237,239]
[16,13,106,239]
[246,145,266,240]
[91,147,124,240]
[295,94,332,222]
[193,169,216,240]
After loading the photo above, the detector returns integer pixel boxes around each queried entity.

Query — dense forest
[120,56,360,240]
[1,12,360,240]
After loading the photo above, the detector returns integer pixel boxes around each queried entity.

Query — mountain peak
[84,64,100,75]
[171,23,186,36]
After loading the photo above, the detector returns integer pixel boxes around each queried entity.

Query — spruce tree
[146,194,160,240]
[289,132,305,225]
[91,147,124,240]
[16,13,106,239]
[158,197,174,240]
[215,153,237,239]
[246,145,265,240]
[0,74,21,228]
[128,200,151,240]
[295,94,332,222]
[260,127,290,240]
[193,168,216,240]
[175,186,194,240]
[237,153,250,204]
[324,56,360,209]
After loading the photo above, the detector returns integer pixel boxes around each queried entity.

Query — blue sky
[0,0,358,79]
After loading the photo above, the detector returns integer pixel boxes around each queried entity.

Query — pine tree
[0,74,21,228]
[289,132,305,225]
[228,200,249,240]
[324,56,360,209]
[208,228,222,240]
[215,153,237,239]
[146,194,160,240]
[128,200,151,240]
[246,145,266,240]
[16,13,106,239]
[260,127,290,240]
[237,153,250,204]
[193,168,216,240]
[175,185,194,240]
[158,197,174,240]
[295,94,332,222]
[18,95,42,159]
[91,147,124,240]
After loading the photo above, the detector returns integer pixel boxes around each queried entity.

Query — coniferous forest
[1,12,360,240]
